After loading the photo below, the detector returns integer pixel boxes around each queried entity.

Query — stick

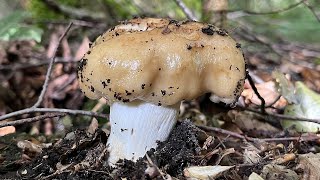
[0,113,65,128]
[0,58,79,71]
[227,0,304,15]
[242,107,320,124]
[32,23,73,108]
[303,0,320,23]
[173,0,197,21]
[247,74,266,114]
[0,108,108,122]
[197,125,320,142]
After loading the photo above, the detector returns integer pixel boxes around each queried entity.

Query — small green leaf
[282,82,320,132]
[0,11,26,37]
[8,26,43,43]
[272,70,297,104]
[0,11,43,42]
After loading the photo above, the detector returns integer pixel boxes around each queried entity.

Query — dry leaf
[74,36,91,61]
[297,153,320,180]
[215,148,235,165]
[184,165,234,180]
[301,68,320,92]
[243,142,262,164]
[248,172,264,180]
[228,110,280,133]
[17,140,43,153]
[0,126,15,136]
[202,136,214,150]
[242,80,287,108]
[272,153,296,164]
[260,164,299,180]
[87,118,98,135]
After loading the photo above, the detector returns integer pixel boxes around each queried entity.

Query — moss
[26,0,62,20]
[26,0,91,20]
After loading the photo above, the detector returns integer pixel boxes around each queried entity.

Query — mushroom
[77,17,246,165]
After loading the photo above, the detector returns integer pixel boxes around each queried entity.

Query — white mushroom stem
[107,100,179,165]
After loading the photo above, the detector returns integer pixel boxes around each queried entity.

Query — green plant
[0,11,43,42]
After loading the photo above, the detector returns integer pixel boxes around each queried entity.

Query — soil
[1,117,311,179]
[1,120,202,179]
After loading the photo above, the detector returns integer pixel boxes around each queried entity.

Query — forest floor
[1,21,320,179]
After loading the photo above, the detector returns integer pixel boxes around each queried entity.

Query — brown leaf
[242,80,287,108]
[243,142,262,164]
[272,153,296,164]
[74,36,91,61]
[87,118,98,135]
[227,110,280,133]
[17,140,42,153]
[0,126,16,136]
[44,74,76,107]
[261,164,299,180]
[46,33,59,58]
[297,153,320,180]
[301,67,320,92]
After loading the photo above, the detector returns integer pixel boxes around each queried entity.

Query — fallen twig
[145,153,166,180]
[0,108,108,122]
[173,0,197,21]
[0,113,65,128]
[33,23,73,108]
[0,58,78,71]
[240,106,320,124]
[265,95,282,108]
[303,0,320,23]
[197,125,320,142]
[247,74,266,114]
[197,125,245,140]
[227,0,304,15]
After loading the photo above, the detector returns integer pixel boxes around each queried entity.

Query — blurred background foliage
[0,0,319,43]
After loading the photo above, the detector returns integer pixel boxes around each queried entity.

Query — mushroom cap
[78,17,246,106]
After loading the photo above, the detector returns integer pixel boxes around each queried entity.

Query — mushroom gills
[107,100,179,165]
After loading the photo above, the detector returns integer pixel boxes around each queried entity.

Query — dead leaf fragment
[297,153,320,180]
[260,164,299,180]
[0,126,15,136]
[184,165,234,180]
[202,136,214,150]
[87,118,98,135]
[248,172,264,180]
[242,80,287,108]
[301,67,320,92]
[228,110,280,133]
[243,142,262,164]
[17,140,42,153]
[74,36,91,60]
[272,153,296,165]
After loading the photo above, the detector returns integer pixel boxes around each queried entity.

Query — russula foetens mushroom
[77,17,246,165]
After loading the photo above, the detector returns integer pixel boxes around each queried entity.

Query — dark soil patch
[1,118,314,179]
[2,120,201,179]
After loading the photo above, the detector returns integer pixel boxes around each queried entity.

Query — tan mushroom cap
[78,17,246,106]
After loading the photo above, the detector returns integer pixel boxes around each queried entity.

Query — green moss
[26,0,135,21]
[26,0,92,20]
[26,0,64,20]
